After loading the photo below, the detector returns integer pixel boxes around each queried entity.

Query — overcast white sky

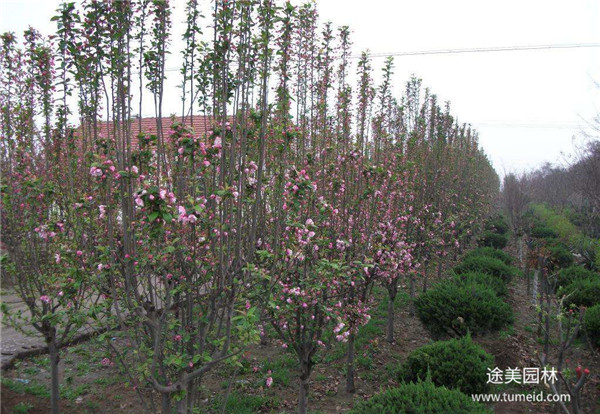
[2,0,599,176]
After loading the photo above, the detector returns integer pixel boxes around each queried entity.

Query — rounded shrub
[583,304,600,348]
[349,379,492,414]
[453,255,520,283]
[478,231,508,249]
[554,266,597,290]
[486,215,509,235]
[559,277,600,309]
[452,272,508,297]
[398,335,494,394]
[530,223,558,239]
[415,281,513,337]
[546,242,574,270]
[464,247,514,266]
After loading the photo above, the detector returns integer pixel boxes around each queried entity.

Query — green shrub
[554,266,597,290]
[486,215,509,235]
[558,277,600,309]
[530,223,558,239]
[349,379,492,414]
[583,304,600,348]
[415,281,513,337]
[398,335,494,394]
[546,242,574,270]
[464,247,514,266]
[478,231,508,249]
[453,255,520,283]
[452,272,508,297]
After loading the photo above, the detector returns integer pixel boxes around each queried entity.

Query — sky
[1,0,599,177]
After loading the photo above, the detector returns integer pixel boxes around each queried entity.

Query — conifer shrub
[464,247,514,266]
[583,304,600,348]
[546,242,574,270]
[486,215,509,235]
[452,272,508,297]
[453,255,519,283]
[398,335,494,394]
[559,277,600,309]
[554,266,597,290]
[349,379,492,414]
[415,281,513,337]
[530,223,558,239]
[478,231,508,249]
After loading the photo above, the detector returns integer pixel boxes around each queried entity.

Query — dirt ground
[2,249,599,414]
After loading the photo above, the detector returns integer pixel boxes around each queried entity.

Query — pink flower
[40,295,50,303]
[89,166,102,177]
[266,377,273,388]
[101,358,112,367]
[55,253,61,264]
[135,197,144,207]
[174,334,183,341]
[189,362,194,368]
[76,250,83,256]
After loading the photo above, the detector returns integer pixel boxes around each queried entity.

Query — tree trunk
[162,393,172,414]
[346,332,355,393]
[298,361,312,414]
[409,273,416,316]
[47,332,60,414]
[422,267,428,293]
[386,290,396,344]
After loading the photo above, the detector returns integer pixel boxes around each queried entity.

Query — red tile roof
[82,115,217,149]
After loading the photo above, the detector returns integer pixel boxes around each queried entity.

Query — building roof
[82,115,216,149]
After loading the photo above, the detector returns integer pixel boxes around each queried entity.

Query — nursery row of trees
[503,140,600,239]
[0,1,499,413]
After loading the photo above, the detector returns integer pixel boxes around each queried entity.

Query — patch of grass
[93,376,121,387]
[263,354,295,387]
[499,325,515,339]
[75,361,91,375]
[30,355,49,369]
[206,392,278,414]
[12,402,34,414]
[61,383,91,401]
[1,378,51,398]
[22,366,39,376]
[356,353,373,369]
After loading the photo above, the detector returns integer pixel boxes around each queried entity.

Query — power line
[352,43,600,59]
[156,42,600,72]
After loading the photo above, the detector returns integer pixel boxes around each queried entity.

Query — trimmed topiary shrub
[554,266,597,290]
[464,247,514,266]
[452,272,508,297]
[348,379,492,414]
[453,255,520,283]
[583,304,600,348]
[415,281,513,337]
[558,277,600,309]
[478,231,508,249]
[398,335,494,394]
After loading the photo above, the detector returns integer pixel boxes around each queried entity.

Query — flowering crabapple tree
[1,27,101,414]
[255,167,371,414]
